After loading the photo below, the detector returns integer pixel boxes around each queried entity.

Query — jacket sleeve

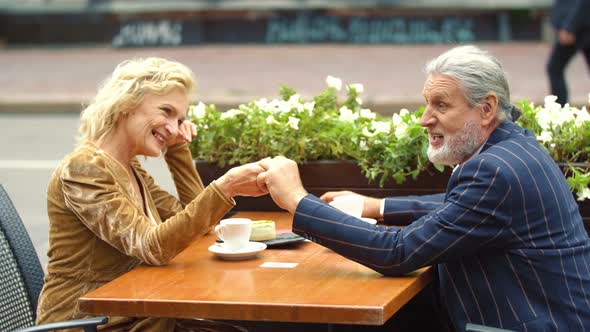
[292,158,512,276]
[563,0,590,32]
[61,152,234,266]
[382,193,445,225]
[132,143,206,221]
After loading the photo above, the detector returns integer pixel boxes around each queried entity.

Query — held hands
[215,163,269,198]
[257,156,308,213]
[167,120,197,147]
[320,191,383,219]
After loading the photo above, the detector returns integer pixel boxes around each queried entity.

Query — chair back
[0,184,45,331]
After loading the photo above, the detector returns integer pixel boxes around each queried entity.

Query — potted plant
[188,76,590,231]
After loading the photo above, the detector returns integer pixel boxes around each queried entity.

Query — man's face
[420,74,485,165]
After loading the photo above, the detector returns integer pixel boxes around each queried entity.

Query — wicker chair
[0,184,107,332]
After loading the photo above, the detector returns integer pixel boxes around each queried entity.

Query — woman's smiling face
[122,87,189,158]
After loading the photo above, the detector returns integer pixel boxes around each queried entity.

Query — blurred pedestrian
[546,0,590,105]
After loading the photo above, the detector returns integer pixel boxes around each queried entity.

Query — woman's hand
[168,120,197,147]
[215,163,269,198]
[320,191,382,219]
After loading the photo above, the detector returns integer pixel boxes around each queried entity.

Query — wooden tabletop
[79,212,432,325]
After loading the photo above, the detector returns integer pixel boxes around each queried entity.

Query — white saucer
[361,217,377,224]
[208,241,267,260]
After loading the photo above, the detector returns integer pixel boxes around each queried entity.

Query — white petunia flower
[574,106,590,127]
[544,95,559,107]
[326,75,342,91]
[362,127,376,137]
[191,102,207,119]
[339,106,358,122]
[577,187,590,201]
[303,101,315,115]
[394,123,409,139]
[372,121,390,135]
[287,116,300,130]
[288,94,301,105]
[287,93,303,113]
[360,108,376,119]
[536,131,553,143]
[348,83,364,93]
[268,99,292,114]
[278,100,292,113]
[254,98,268,109]
[266,115,276,124]
[359,139,369,151]
[392,113,403,127]
[220,109,242,120]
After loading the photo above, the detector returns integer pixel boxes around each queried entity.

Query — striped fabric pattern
[293,122,590,331]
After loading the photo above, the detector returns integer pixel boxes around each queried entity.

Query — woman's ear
[480,92,499,126]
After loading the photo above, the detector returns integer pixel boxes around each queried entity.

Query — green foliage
[189,80,590,200]
[515,96,590,200]
[188,78,438,187]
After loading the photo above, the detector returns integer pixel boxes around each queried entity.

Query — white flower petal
[577,188,590,201]
[326,75,342,91]
[348,83,364,93]
[287,116,300,130]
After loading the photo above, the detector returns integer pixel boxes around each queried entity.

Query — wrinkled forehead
[145,88,190,115]
[422,74,463,99]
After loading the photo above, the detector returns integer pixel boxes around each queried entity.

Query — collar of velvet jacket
[81,141,146,212]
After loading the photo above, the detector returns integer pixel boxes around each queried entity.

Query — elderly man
[258,45,590,331]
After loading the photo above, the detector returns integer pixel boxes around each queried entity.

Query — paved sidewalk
[0,42,588,115]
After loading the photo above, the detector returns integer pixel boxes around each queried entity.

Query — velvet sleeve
[61,152,234,265]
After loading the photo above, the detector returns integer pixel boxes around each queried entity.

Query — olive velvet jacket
[36,142,234,331]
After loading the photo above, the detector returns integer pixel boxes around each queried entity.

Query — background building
[1,0,552,47]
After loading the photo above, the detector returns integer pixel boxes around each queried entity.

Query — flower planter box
[196,160,590,233]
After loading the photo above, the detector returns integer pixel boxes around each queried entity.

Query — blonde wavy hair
[78,57,195,144]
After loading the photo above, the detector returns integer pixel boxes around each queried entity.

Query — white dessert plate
[208,241,267,260]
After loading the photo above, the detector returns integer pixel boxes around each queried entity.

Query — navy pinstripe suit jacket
[293,122,590,331]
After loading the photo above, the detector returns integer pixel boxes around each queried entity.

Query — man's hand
[320,191,383,219]
[257,156,308,213]
[558,29,576,46]
[215,163,269,198]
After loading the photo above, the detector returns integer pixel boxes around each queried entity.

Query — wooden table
[79,212,432,325]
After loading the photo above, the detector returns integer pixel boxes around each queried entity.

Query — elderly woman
[36,57,265,331]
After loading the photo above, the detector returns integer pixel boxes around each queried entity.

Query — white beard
[427,121,483,165]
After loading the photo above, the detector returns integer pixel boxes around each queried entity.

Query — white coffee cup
[215,218,252,251]
[329,195,364,218]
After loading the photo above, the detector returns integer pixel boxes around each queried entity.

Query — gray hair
[425,45,521,122]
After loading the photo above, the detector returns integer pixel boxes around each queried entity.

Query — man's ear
[480,92,499,126]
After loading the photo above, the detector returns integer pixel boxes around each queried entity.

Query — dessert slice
[250,220,276,241]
